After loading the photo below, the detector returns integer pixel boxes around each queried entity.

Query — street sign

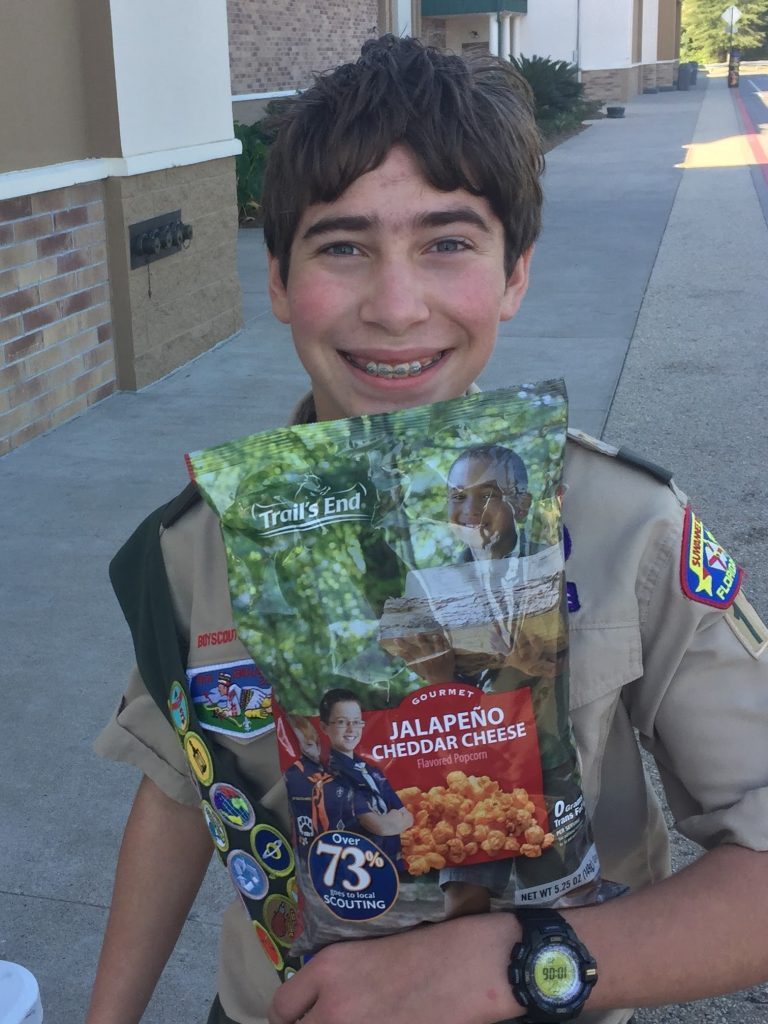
[721,5,741,30]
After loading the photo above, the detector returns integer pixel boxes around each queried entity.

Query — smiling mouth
[342,352,444,378]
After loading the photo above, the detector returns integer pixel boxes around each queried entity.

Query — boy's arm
[268,843,768,1024]
[86,775,213,1024]
[357,807,413,835]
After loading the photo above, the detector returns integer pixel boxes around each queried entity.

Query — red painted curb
[732,87,768,187]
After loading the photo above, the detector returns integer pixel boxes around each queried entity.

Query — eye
[320,242,360,257]
[430,238,472,254]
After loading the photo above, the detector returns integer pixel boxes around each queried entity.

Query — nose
[467,493,489,522]
[359,259,430,336]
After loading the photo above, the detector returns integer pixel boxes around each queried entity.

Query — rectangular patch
[186,658,274,739]
[725,594,768,660]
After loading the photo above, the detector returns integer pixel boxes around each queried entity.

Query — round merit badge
[263,893,299,948]
[250,824,294,878]
[308,830,399,922]
[209,782,256,831]
[254,921,284,971]
[183,732,214,787]
[227,849,269,901]
[201,800,229,853]
[168,681,190,734]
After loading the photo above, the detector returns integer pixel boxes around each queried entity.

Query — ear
[499,245,533,322]
[268,252,291,324]
[515,492,533,523]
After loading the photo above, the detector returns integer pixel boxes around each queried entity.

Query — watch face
[529,943,583,1008]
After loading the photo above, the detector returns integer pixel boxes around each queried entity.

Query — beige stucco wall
[0,0,120,173]
[105,158,242,391]
[657,0,680,61]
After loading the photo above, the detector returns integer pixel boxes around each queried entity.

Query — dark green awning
[422,0,526,16]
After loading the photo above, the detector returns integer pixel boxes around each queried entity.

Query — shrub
[511,55,602,137]
[234,97,296,224]
[233,122,269,223]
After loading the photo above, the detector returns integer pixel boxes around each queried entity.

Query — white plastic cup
[0,961,43,1024]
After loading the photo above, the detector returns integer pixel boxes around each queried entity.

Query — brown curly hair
[262,34,544,286]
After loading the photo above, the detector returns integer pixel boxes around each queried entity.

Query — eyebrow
[301,206,492,241]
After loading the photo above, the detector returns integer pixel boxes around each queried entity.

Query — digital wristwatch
[508,907,598,1022]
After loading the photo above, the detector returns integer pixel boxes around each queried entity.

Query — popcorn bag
[187,384,606,956]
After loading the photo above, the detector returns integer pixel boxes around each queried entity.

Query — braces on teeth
[360,354,441,378]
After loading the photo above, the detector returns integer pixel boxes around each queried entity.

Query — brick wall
[582,66,642,104]
[642,63,658,91]
[228,0,379,94]
[0,182,114,455]
[658,61,676,88]
[422,17,447,49]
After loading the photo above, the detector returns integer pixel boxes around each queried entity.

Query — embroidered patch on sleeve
[680,507,743,608]
[725,593,768,659]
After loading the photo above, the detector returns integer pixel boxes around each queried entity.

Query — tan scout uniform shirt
[96,432,768,1024]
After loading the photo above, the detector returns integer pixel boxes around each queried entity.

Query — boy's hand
[267,913,522,1024]
[386,631,457,684]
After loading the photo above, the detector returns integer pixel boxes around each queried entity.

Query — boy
[88,35,768,1024]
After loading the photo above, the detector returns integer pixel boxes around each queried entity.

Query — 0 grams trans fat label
[186,659,273,739]
[680,508,743,609]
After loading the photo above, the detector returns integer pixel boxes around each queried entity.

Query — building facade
[0,0,242,455]
[0,1,425,453]
[1,0,678,454]
[229,0,422,123]
[421,0,681,102]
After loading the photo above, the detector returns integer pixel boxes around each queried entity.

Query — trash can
[689,61,699,85]
[677,62,691,90]
[0,962,43,1024]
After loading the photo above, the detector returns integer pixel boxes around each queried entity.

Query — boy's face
[269,146,532,422]
[321,701,364,756]
[447,455,526,557]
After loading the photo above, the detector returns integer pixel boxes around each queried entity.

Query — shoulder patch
[725,593,768,659]
[161,481,201,529]
[680,507,743,609]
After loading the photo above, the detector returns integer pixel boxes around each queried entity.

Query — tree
[681,0,768,61]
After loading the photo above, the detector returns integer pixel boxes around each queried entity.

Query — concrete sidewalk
[2,73,767,1023]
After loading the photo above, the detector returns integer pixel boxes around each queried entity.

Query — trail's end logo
[251,482,372,537]
[681,507,742,608]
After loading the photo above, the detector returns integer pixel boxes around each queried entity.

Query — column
[511,13,521,60]
[488,13,499,56]
[500,12,512,62]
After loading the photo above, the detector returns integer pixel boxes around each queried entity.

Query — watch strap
[507,907,597,1023]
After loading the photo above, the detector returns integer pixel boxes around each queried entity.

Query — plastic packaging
[187,383,607,956]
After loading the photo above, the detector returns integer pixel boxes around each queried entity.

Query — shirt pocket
[568,615,643,815]
[569,617,642,711]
